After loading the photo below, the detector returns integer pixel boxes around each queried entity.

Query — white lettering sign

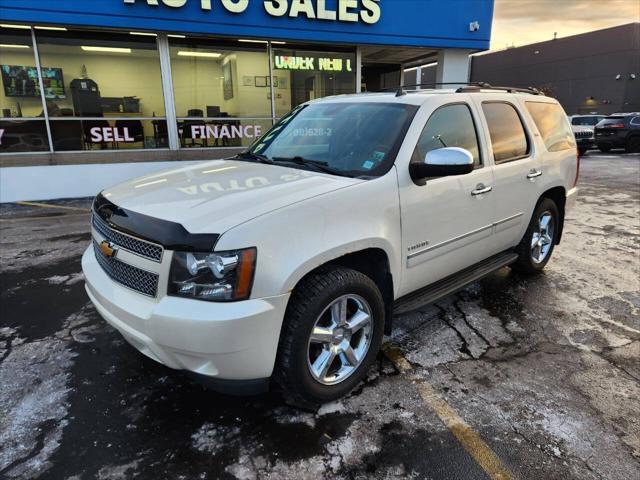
[124,0,381,24]
[189,124,263,140]
[90,127,135,143]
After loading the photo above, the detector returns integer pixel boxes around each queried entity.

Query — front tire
[512,198,559,274]
[275,266,385,408]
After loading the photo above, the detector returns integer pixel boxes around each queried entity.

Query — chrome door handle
[527,169,543,179]
[471,184,492,196]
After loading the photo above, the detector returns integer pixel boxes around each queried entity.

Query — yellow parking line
[16,201,91,212]
[382,344,513,480]
[0,212,90,222]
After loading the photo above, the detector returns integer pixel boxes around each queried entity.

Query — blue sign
[0,0,494,50]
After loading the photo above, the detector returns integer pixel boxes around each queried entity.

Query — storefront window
[0,26,50,152]
[34,29,167,151]
[169,37,272,148]
[271,47,356,117]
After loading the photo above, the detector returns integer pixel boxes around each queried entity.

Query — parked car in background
[568,115,605,155]
[594,113,640,153]
[83,87,579,407]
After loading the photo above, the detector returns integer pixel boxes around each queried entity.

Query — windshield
[248,102,418,177]
[571,116,604,126]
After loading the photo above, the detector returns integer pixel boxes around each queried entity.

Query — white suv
[83,86,579,406]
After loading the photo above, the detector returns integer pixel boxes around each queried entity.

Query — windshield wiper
[272,156,345,176]
[234,151,274,164]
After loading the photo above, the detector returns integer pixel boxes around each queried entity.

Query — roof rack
[390,82,488,97]
[456,84,541,95]
[387,82,541,97]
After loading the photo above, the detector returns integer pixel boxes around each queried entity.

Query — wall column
[435,49,473,88]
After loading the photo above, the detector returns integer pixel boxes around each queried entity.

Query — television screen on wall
[1,65,66,99]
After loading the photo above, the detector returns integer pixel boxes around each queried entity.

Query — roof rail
[383,82,541,97]
[456,84,541,95]
[390,82,489,97]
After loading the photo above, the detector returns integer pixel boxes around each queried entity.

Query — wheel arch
[286,247,396,335]
[540,186,566,244]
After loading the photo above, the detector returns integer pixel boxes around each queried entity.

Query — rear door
[397,99,496,296]
[472,97,544,251]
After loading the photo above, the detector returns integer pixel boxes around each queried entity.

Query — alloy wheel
[531,212,555,264]
[306,294,373,386]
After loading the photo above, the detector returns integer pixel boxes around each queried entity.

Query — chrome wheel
[307,294,374,386]
[531,212,555,264]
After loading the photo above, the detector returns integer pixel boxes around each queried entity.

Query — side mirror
[410,147,474,183]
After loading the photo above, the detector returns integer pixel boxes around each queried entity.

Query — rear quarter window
[526,102,575,152]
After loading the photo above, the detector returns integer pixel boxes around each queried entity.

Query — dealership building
[0,0,494,202]
[470,23,640,116]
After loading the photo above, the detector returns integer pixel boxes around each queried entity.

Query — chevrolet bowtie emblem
[99,240,118,258]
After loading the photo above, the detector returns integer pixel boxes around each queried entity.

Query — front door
[398,102,496,296]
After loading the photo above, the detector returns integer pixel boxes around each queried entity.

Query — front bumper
[576,138,594,149]
[82,246,290,384]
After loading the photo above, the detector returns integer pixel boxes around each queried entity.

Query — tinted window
[527,102,575,152]
[482,103,529,164]
[630,117,640,126]
[250,102,418,177]
[412,104,481,167]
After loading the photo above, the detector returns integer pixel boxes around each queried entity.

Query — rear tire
[512,198,560,274]
[598,144,611,153]
[275,266,385,409]
[626,137,640,153]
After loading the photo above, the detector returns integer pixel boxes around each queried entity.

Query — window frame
[481,100,532,165]
[411,101,485,170]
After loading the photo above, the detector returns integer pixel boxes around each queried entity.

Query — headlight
[168,248,256,302]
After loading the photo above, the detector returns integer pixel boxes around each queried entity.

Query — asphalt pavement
[1,152,638,480]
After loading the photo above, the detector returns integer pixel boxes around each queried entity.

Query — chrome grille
[92,213,163,262]
[574,130,593,139]
[93,241,159,297]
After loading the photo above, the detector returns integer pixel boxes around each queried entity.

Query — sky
[490,0,640,50]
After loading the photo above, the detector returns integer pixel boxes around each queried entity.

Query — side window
[631,116,640,126]
[482,102,529,164]
[526,102,575,152]
[412,104,481,167]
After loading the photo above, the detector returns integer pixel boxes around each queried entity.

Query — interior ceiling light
[81,46,132,53]
[238,39,286,45]
[35,26,67,31]
[130,31,157,37]
[1,24,31,29]
[177,51,221,58]
[168,34,186,38]
[0,44,30,48]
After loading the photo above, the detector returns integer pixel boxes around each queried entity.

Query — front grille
[92,214,163,262]
[93,241,159,297]
[574,130,593,139]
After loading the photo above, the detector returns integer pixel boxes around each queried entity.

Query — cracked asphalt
[1,153,639,480]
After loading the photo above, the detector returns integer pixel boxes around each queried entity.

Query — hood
[102,159,363,234]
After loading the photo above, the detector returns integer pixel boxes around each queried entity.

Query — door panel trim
[406,212,524,262]
[407,223,493,260]
[494,212,524,226]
